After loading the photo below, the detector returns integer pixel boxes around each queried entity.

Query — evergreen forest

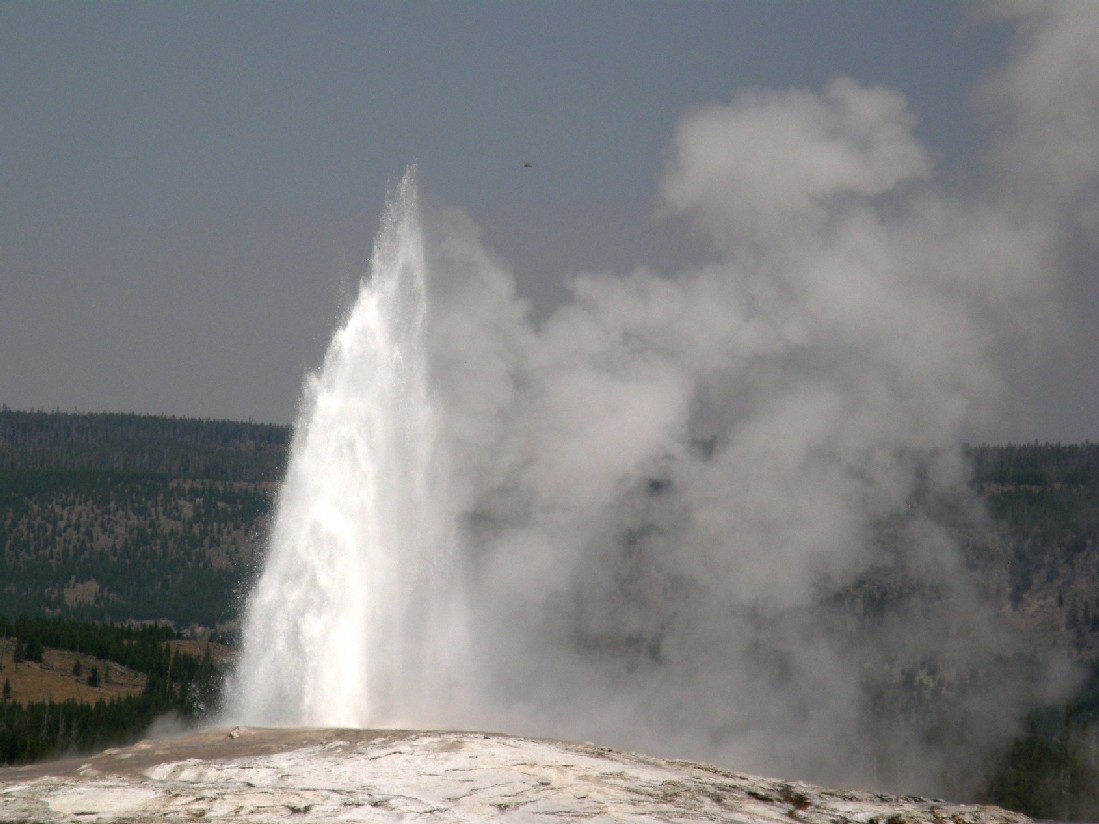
[0,614,223,765]
[0,409,286,629]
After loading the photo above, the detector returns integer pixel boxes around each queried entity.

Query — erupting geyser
[228,170,466,728]
[225,4,1099,798]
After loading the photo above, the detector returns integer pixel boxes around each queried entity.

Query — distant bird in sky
[523,162,533,168]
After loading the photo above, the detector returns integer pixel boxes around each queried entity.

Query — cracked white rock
[0,727,1030,824]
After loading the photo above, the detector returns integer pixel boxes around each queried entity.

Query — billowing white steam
[229,4,1098,798]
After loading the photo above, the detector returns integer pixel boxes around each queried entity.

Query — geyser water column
[228,169,465,728]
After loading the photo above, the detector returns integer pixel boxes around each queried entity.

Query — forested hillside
[0,410,288,629]
[968,442,1099,661]
[0,408,287,478]
[0,614,224,765]
[3,409,1099,648]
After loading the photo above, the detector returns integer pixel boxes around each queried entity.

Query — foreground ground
[0,726,1031,823]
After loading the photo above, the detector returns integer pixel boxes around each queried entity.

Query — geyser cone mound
[0,728,1030,824]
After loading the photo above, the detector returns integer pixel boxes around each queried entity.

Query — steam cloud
[233,4,1098,799]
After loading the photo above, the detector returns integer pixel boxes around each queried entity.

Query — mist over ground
[230,4,1099,799]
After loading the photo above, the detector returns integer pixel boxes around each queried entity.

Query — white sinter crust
[0,727,1031,824]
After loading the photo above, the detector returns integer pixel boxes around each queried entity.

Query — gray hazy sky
[2,2,1095,441]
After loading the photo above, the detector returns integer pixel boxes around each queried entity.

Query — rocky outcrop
[0,727,1028,823]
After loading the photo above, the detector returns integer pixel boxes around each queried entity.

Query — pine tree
[24,637,43,663]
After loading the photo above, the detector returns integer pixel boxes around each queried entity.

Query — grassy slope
[0,639,145,705]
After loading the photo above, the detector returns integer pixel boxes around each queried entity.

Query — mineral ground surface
[0,727,1030,823]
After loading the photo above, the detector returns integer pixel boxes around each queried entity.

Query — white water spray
[228,170,465,727]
